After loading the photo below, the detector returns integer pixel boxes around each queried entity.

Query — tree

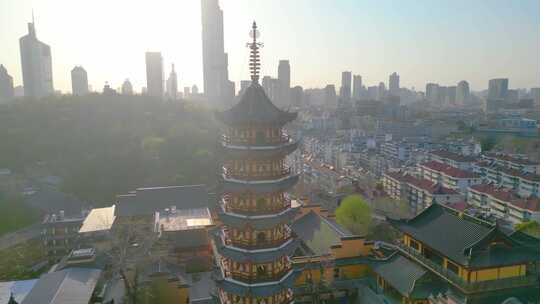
[335,195,372,235]
[515,221,540,238]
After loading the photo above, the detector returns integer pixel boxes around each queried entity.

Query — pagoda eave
[215,269,300,297]
[220,174,299,194]
[211,229,300,263]
[220,140,299,159]
[218,205,300,230]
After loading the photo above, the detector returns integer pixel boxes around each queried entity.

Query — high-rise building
[377,82,386,101]
[487,78,509,100]
[456,80,470,106]
[340,71,352,101]
[192,85,199,95]
[121,79,133,95]
[262,76,281,102]
[0,65,14,102]
[324,84,337,108]
[291,85,303,106]
[184,86,190,98]
[389,72,399,96]
[213,23,298,303]
[166,64,178,100]
[446,86,457,106]
[201,0,234,107]
[71,66,88,96]
[19,19,54,98]
[238,80,251,97]
[278,60,291,107]
[531,88,540,107]
[353,75,362,99]
[426,83,439,103]
[145,52,164,98]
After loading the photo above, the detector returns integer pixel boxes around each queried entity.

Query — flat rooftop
[158,207,212,232]
[79,205,116,233]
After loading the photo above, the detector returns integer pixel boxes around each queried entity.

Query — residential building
[531,87,540,107]
[456,80,470,106]
[145,52,164,98]
[482,152,540,173]
[19,20,54,98]
[42,210,86,263]
[353,75,362,99]
[70,66,88,96]
[426,83,439,104]
[468,184,540,224]
[419,160,482,192]
[429,150,478,170]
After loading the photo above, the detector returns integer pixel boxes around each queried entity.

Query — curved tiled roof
[421,160,480,179]
[214,268,300,297]
[220,139,299,159]
[220,174,299,194]
[216,83,297,126]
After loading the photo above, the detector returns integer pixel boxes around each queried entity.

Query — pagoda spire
[247,21,263,83]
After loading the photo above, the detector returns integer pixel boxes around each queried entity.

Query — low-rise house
[429,150,478,170]
[482,152,540,174]
[474,161,540,197]
[468,184,540,224]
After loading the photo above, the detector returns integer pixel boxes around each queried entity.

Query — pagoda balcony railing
[222,227,293,250]
[223,167,292,181]
[396,242,540,294]
[222,134,291,147]
[224,267,293,284]
[221,197,291,216]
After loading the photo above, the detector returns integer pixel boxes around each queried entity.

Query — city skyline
[1,0,540,94]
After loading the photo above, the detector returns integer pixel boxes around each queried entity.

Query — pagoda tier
[218,204,299,230]
[211,228,300,264]
[215,269,298,300]
[219,137,299,160]
[221,175,299,194]
[216,83,297,127]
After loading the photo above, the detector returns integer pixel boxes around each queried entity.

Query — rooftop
[115,184,209,217]
[78,205,116,233]
[430,150,477,163]
[291,210,352,256]
[21,267,102,304]
[484,152,540,166]
[470,184,540,212]
[421,160,480,179]
[157,207,212,232]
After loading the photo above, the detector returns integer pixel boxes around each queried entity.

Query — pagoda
[212,22,300,304]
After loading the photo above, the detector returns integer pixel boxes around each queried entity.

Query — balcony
[222,134,291,147]
[396,242,539,294]
[222,226,293,250]
[224,267,293,284]
[223,166,291,181]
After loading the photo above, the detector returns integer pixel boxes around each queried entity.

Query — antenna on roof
[246,21,263,83]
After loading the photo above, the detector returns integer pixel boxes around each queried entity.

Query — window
[410,239,420,251]
[333,267,340,278]
[257,232,266,244]
[446,260,459,274]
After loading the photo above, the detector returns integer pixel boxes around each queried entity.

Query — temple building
[211,22,301,304]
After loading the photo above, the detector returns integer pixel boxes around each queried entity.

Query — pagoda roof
[389,204,540,268]
[214,268,299,297]
[218,205,299,230]
[216,83,297,126]
[221,174,299,194]
[211,228,300,263]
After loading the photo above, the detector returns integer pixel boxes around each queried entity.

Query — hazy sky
[1,0,539,93]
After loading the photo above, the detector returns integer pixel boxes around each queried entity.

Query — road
[0,223,41,250]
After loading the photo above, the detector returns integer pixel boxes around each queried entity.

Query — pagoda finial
[247,21,263,83]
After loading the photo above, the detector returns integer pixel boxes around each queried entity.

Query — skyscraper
[0,65,14,102]
[389,72,399,96]
[456,80,470,106]
[145,52,164,98]
[487,78,509,100]
[166,64,178,100]
[340,71,352,101]
[324,84,337,108]
[201,0,234,107]
[121,79,133,95]
[353,75,362,99]
[426,83,439,103]
[19,19,53,98]
[377,82,386,101]
[531,88,540,107]
[71,66,88,96]
[278,60,291,107]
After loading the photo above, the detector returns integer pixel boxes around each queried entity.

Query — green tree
[335,195,372,235]
[515,221,540,238]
